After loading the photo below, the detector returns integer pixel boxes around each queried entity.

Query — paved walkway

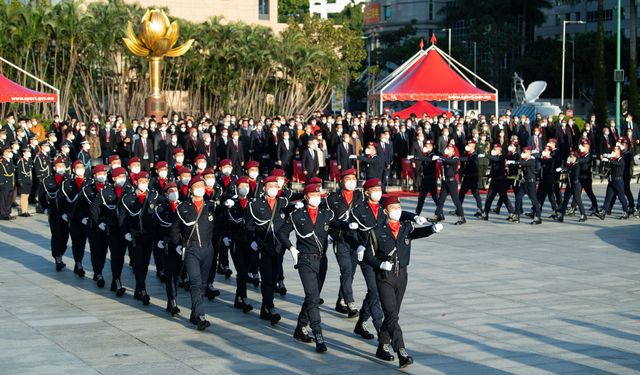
[0,183,639,374]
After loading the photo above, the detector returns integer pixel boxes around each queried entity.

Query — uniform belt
[299,252,322,258]
[525,179,535,183]
[446,177,456,182]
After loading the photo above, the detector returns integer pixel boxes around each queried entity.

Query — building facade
[309,0,365,19]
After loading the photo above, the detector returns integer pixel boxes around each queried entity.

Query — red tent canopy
[372,47,496,102]
[392,101,448,119]
[0,73,57,103]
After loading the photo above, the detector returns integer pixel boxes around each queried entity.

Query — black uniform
[558,159,586,218]
[82,181,108,282]
[600,156,629,216]
[43,173,69,265]
[513,157,541,220]
[154,197,182,310]
[224,197,252,305]
[414,151,439,215]
[357,154,385,181]
[537,154,559,213]
[60,176,91,269]
[0,157,15,219]
[16,157,33,195]
[483,153,515,217]
[458,152,483,213]
[434,156,464,219]
[577,153,598,211]
[33,152,51,212]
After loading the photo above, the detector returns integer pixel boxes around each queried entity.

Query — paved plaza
[0,183,639,374]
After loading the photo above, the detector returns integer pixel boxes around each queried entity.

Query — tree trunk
[629,0,638,119]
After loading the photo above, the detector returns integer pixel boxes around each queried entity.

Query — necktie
[106,130,109,143]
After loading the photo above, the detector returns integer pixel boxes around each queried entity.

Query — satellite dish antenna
[524,81,547,103]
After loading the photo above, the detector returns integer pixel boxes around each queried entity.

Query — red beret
[367,142,378,147]
[548,138,557,143]
[263,175,278,184]
[493,144,503,149]
[155,161,168,169]
[219,159,232,168]
[522,146,532,151]
[72,160,84,169]
[619,137,629,145]
[425,139,434,145]
[580,138,590,145]
[382,196,401,209]
[136,171,149,180]
[128,157,140,165]
[111,167,126,177]
[193,154,206,163]
[309,177,322,184]
[236,176,250,186]
[245,160,259,169]
[173,148,184,154]
[270,169,285,177]
[163,181,177,193]
[340,168,357,178]
[108,155,120,164]
[202,167,215,176]
[467,140,477,145]
[188,175,203,188]
[363,178,381,190]
[303,183,322,195]
[93,164,107,174]
[179,167,192,176]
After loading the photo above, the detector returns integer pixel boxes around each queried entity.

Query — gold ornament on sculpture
[123,9,194,116]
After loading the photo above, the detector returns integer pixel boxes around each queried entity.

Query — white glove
[157,240,165,249]
[478,154,485,158]
[407,155,415,160]
[61,214,68,222]
[555,167,562,172]
[349,155,357,159]
[327,235,333,244]
[380,261,393,271]
[232,194,238,199]
[222,237,231,247]
[432,155,440,160]
[532,150,539,154]
[295,201,304,209]
[289,247,299,265]
[349,222,358,229]
[98,222,106,231]
[124,233,133,242]
[432,223,444,233]
[506,160,515,165]
[224,199,235,208]
[357,245,366,262]
[81,217,88,225]
[175,245,183,256]
[250,241,258,251]
[413,216,427,225]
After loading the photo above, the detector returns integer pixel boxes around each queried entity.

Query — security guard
[324,168,363,319]
[510,146,542,224]
[154,182,182,317]
[176,175,218,330]
[457,140,483,217]
[151,161,172,193]
[120,171,159,305]
[535,145,559,218]
[354,142,385,180]
[44,157,72,271]
[15,147,33,217]
[245,176,289,325]
[431,144,465,225]
[0,146,15,220]
[556,151,587,222]
[363,196,443,368]
[482,144,515,220]
[84,165,108,288]
[278,183,358,353]
[576,140,598,213]
[216,159,237,196]
[90,167,130,297]
[596,146,629,220]
[33,143,51,213]
[60,160,91,277]
[413,140,439,216]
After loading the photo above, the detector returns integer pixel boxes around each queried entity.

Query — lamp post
[571,39,576,108]
[615,0,622,133]
[561,20,585,109]
[441,28,452,111]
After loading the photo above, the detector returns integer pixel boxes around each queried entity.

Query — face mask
[158,170,168,179]
[56,167,65,175]
[232,136,239,141]
[205,178,215,187]
[364,148,372,155]
[388,209,401,221]
[197,162,207,170]
[464,145,471,152]
[248,171,259,179]
[175,156,184,164]
[370,191,382,202]
[344,180,357,191]
[96,175,107,183]
[181,177,191,185]
[277,179,285,188]
[131,166,141,174]
[192,187,205,197]
[222,167,232,176]
[168,192,179,201]
[308,196,321,207]
[75,169,85,176]
[266,187,278,198]
[238,186,250,196]
[24,152,31,159]
[138,183,148,192]
[115,178,126,187]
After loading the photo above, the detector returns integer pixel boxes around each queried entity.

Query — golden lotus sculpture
[123,9,194,117]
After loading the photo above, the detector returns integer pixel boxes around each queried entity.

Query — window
[384,5,392,20]
[428,0,434,21]
[587,9,613,23]
[565,13,571,21]
[575,12,580,21]
[259,0,270,20]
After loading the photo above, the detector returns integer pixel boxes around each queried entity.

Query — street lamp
[561,20,585,108]
[441,28,451,57]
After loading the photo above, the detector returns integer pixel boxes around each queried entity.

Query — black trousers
[537,180,558,212]
[132,234,154,291]
[152,241,164,275]
[415,178,438,215]
[184,240,214,318]
[560,181,585,216]
[515,181,540,218]
[163,243,182,301]
[578,177,598,210]
[88,222,108,276]
[459,175,482,210]
[107,225,125,280]
[603,178,629,213]
[69,218,88,264]
[484,178,513,214]
[0,189,12,218]
[37,183,48,211]
[377,266,408,352]
[436,179,464,217]
[359,261,384,332]
[335,241,358,304]
[49,209,69,259]
[206,236,222,286]
[412,165,422,192]
[297,253,323,334]
[29,178,41,204]
[230,242,250,299]
[258,249,280,309]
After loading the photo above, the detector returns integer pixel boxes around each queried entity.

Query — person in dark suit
[301,138,319,183]
[621,114,639,151]
[555,119,573,160]
[336,133,355,172]
[356,142,385,181]
[277,132,295,180]
[198,132,217,168]
[393,125,411,180]
[100,123,116,164]
[379,131,394,190]
[226,130,245,176]
[133,128,154,172]
[153,123,170,163]
[250,124,268,172]
[2,115,17,145]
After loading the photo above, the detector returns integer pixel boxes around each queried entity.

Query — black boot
[427,215,444,223]
[398,348,414,368]
[157,270,167,283]
[354,318,374,339]
[293,325,314,343]
[94,274,105,288]
[531,217,542,225]
[578,215,587,222]
[234,295,253,313]
[166,299,180,316]
[195,315,210,331]
[347,302,359,318]
[55,257,66,271]
[595,210,605,220]
[335,298,348,314]
[454,216,466,225]
[140,290,150,305]
[556,214,564,223]
[73,263,85,278]
[376,343,395,361]
[205,285,220,300]
[112,279,125,297]
[480,212,489,221]
[277,280,287,296]
[314,332,327,353]
[473,209,483,217]
[619,212,629,220]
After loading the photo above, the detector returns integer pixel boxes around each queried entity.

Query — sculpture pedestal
[145,95,167,119]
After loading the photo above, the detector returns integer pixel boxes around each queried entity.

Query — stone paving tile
[0,183,639,374]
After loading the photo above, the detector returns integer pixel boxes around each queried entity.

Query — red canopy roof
[392,101,448,119]
[375,48,496,102]
[0,73,57,103]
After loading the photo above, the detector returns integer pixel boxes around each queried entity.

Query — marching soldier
[84,165,108,288]
[482,144,515,221]
[0,146,15,220]
[216,159,237,196]
[431,144,465,225]
[413,140,439,216]
[152,161,171,193]
[278,183,359,353]
[33,142,51,213]
[535,145,559,218]
[596,145,630,220]
[363,196,443,368]
[556,151,587,222]
[43,157,70,270]
[353,142,385,181]
[510,146,542,224]
[457,140,483,217]
[60,160,91,277]
[16,147,33,217]
[154,182,182,316]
